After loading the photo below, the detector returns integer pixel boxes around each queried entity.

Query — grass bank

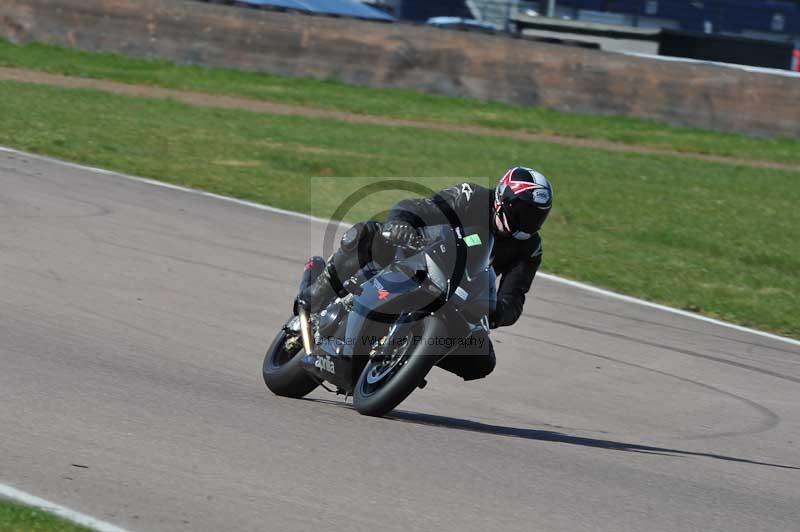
[1,79,797,337]
[1,39,799,165]
[0,499,91,531]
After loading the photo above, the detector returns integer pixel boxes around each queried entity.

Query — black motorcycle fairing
[341,269,427,358]
[301,336,354,391]
[317,299,347,337]
[455,266,497,325]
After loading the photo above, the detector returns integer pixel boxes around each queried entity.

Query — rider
[299,166,553,381]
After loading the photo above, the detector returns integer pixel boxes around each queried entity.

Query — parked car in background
[426,16,501,34]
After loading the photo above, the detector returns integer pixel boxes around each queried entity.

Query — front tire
[262,326,319,398]
[353,315,446,417]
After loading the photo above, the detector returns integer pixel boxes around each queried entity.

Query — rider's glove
[382,221,420,247]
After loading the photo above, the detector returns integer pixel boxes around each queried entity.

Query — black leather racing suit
[388,182,543,329]
[326,182,542,380]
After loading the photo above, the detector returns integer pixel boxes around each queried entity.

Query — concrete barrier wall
[2,0,798,137]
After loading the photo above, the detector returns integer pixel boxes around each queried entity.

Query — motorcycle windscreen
[420,224,494,283]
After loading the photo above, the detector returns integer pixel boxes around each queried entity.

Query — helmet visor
[509,198,549,234]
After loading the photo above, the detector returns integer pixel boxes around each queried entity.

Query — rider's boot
[296,263,351,380]
[296,222,383,380]
[297,228,372,315]
[297,221,387,316]
[298,265,346,314]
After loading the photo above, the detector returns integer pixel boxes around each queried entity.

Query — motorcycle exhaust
[298,308,315,356]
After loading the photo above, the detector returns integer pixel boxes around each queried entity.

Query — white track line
[0,483,130,532]
[2,145,799,348]
[535,272,800,347]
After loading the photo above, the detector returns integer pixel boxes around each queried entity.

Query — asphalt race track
[1,150,799,532]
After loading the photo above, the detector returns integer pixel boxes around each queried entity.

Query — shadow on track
[386,410,800,471]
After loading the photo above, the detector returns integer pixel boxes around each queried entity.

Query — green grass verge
[0,499,91,532]
[1,38,799,165]
[1,79,798,337]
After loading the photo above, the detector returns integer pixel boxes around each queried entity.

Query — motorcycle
[262,224,496,417]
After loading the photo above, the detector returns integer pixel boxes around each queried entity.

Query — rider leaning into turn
[299,166,554,382]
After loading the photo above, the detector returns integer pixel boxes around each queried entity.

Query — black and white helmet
[494,166,553,239]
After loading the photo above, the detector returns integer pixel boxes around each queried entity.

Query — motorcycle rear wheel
[262,326,319,398]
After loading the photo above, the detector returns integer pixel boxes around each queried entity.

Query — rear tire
[353,315,446,417]
[262,327,319,398]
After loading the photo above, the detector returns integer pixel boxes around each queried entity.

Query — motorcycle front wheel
[353,315,446,417]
